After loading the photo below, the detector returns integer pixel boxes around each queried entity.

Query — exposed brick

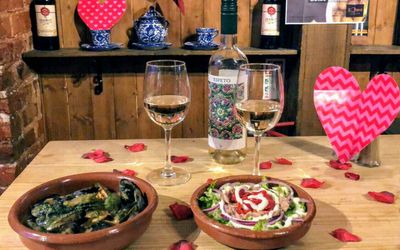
[16,61,31,80]
[0,42,13,64]
[0,98,9,113]
[0,163,16,186]
[0,142,13,160]
[0,123,11,139]
[12,38,26,61]
[0,15,12,39]
[10,11,31,36]
[0,65,18,90]
[0,0,24,13]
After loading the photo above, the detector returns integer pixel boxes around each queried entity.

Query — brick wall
[0,0,46,195]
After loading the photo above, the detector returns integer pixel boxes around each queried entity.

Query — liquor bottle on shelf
[260,0,282,49]
[32,0,60,50]
[208,0,249,165]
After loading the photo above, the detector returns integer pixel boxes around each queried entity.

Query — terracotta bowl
[190,175,316,250]
[8,172,158,250]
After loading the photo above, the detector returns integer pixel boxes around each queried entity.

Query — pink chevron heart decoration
[77,0,126,30]
[314,66,400,163]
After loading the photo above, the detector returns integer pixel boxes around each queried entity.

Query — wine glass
[144,60,191,186]
[234,63,284,176]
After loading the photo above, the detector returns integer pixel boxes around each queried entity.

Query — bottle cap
[221,0,237,34]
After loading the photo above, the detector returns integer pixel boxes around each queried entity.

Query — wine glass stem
[253,135,262,176]
[161,128,175,178]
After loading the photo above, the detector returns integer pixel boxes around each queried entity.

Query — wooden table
[0,136,399,249]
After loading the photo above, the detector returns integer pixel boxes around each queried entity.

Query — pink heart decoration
[77,0,126,30]
[314,67,400,163]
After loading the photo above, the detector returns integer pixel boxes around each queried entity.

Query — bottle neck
[220,34,237,48]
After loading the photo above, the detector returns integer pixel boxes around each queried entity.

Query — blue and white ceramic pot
[90,30,111,47]
[134,6,169,44]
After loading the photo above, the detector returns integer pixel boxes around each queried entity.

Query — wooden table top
[0,136,399,250]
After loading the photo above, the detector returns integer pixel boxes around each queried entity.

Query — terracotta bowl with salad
[190,175,316,250]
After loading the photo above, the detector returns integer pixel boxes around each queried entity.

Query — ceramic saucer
[183,41,219,50]
[130,42,172,50]
[80,43,122,51]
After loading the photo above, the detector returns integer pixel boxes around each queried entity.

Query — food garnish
[198,180,307,231]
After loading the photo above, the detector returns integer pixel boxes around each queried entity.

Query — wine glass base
[146,167,191,186]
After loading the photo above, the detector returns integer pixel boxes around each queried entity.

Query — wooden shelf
[22,47,298,59]
[351,45,400,55]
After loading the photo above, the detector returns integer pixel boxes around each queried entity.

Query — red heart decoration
[77,0,126,30]
[314,67,400,163]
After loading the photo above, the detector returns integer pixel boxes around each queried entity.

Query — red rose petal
[301,178,324,188]
[125,143,146,152]
[275,158,292,165]
[330,228,361,242]
[329,160,352,170]
[93,155,113,163]
[169,202,193,220]
[367,191,395,204]
[171,155,190,163]
[169,240,195,250]
[82,149,113,163]
[260,161,272,169]
[344,172,360,181]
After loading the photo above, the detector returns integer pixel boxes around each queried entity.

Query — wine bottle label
[208,71,246,150]
[261,4,280,36]
[35,5,57,37]
[263,71,273,99]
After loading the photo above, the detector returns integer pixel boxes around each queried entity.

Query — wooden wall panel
[91,75,116,139]
[114,74,138,139]
[158,0,181,47]
[238,0,251,47]
[183,74,205,138]
[41,75,70,140]
[373,0,398,45]
[66,75,94,140]
[297,25,352,136]
[58,0,80,48]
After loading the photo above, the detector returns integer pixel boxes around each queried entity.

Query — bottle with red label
[32,0,60,50]
[260,0,282,49]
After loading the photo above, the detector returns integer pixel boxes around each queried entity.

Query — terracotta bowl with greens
[8,172,158,250]
[190,175,316,250]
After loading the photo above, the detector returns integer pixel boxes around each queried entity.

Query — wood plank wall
[42,0,265,140]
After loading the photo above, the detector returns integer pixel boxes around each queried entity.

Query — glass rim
[146,60,186,68]
[239,63,281,72]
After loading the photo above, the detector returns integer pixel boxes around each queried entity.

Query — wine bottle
[260,0,281,49]
[33,0,59,50]
[208,0,249,164]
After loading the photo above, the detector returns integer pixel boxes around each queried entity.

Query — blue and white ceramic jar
[134,6,169,44]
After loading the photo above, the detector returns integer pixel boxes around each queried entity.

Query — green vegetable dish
[198,179,308,231]
[23,179,147,234]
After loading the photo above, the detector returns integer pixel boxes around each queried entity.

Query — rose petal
[93,155,113,163]
[260,161,272,169]
[169,240,195,250]
[275,158,292,165]
[367,191,395,204]
[329,160,352,170]
[112,169,138,177]
[82,149,113,163]
[344,172,360,181]
[301,178,324,188]
[125,143,146,152]
[171,155,190,163]
[82,149,107,159]
[169,202,193,220]
[330,228,361,242]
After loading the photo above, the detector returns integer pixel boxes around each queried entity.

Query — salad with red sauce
[198,179,308,231]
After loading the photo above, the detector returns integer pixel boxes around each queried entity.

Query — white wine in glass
[144,60,191,186]
[234,63,284,176]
